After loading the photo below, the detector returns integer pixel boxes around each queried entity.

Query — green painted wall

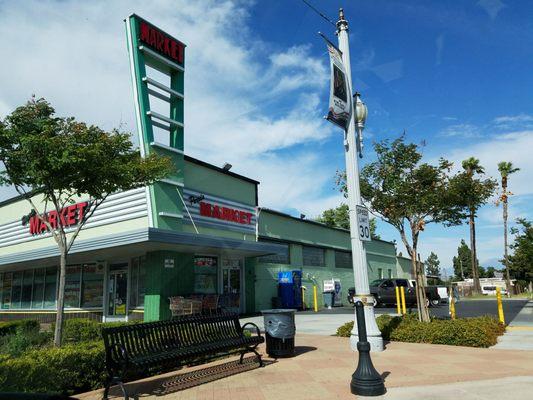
[253,210,405,312]
[143,250,194,321]
[184,160,256,206]
[396,257,414,279]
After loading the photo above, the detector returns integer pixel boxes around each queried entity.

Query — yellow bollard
[496,287,505,324]
[450,297,456,320]
[313,285,318,312]
[400,286,407,315]
[395,286,401,315]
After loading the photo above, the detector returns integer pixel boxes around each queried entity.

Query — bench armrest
[242,322,262,337]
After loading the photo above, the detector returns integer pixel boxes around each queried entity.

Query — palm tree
[498,161,520,296]
[462,157,485,294]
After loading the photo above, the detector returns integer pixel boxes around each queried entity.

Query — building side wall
[184,161,256,207]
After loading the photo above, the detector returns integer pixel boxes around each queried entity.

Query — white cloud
[439,123,481,138]
[371,59,404,83]
[0,0,340,217]
[477,0,506,20]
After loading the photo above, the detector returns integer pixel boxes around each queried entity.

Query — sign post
[335,9,384,352]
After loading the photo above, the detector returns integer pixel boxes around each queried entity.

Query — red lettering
[39,219,47,233]
[65,205,77,225]
[29,216,40,235]
[77,202,88,223]
[48,210,58,229]
[149,29,157,47]
[213,205,221,219]
[140,21,150,43]
[199,202,211,217]
[239,211,246,224]
[138,19,184,64]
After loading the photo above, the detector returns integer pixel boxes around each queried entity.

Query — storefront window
[32,268,45,309]
[21,270,33,309]
[81,264,104,308]
[1,272,11,309]
[64,265,81,308]
[335,251,352,268]
[44,267,57,309]
[302,246,325,267]
[11,271,23,309]
[193,256,218,294]
[258,240,290,264]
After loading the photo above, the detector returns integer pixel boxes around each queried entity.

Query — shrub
[53,318,103,343]
[336,314,403,340]
[0,329,52,357]
[0,319,40,337]
[336,314,505,347]
[51,318,135,343]
[0,341,106,395]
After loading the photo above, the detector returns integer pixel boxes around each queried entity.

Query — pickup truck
[347,278,441,307]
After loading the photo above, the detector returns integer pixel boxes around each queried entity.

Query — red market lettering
[28,202,88,235]
[139,20,184,64]
[199,202,253,225]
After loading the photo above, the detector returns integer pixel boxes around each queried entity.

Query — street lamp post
[336,9,384,352]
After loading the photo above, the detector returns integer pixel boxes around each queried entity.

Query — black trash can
[261,309,296,357]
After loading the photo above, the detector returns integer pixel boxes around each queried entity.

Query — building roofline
[184,155,260,185]
[260,207,395,245]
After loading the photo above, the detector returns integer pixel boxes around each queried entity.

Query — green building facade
[0,15,412,323]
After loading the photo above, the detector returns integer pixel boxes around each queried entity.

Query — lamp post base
[350,301,384,352]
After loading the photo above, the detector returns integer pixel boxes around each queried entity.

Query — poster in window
[194,256,217,275]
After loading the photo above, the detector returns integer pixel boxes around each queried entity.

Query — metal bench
[101,313,263,399]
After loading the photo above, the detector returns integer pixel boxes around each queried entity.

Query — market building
[0,15,411,323]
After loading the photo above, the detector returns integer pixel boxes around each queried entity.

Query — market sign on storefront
[199,202,253,225]
[183,188,257,234]
[23,202,89,235]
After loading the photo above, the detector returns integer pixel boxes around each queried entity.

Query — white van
[481,285,508,296]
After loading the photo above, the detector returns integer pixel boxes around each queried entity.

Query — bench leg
[103,377,129,400]
[241,347,263,367]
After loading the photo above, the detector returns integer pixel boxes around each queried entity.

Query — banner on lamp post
[321,34,351,130]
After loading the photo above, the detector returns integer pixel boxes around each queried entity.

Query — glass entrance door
[107,269,128,318]
[221,259,243,313]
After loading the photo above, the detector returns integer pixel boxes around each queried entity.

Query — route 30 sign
[356,205,371,242]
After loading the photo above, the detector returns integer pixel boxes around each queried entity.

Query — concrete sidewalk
[240,313,355,336]
[494,300,533,350]
[78,334,533,400]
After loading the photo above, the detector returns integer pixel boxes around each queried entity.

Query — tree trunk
[503,197,512,297]
[469,211,481,294]
[411,245,430,322]
[53,245,67,347]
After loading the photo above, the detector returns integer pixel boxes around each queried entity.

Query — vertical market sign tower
[125,15,186,229]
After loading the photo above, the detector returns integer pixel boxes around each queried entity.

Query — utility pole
[336,9,383,352]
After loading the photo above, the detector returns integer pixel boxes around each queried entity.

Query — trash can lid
[261,309,297,314]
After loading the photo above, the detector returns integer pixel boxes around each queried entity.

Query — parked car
[481,285,508,296]
[347,278,441,307]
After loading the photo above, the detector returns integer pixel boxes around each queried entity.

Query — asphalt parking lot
[301,299,529,322]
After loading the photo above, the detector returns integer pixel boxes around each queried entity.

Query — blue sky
[0,0,531,275]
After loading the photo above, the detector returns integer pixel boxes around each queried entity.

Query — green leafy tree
[452,239,474,280]
[453,158,497,293]
[425,252,441,276]
[507,218,533,282]
[497,161,520,294]
[317,203,380,239]
[484,266,497,278]
[337,137,465,322]
[0,98,173,346]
